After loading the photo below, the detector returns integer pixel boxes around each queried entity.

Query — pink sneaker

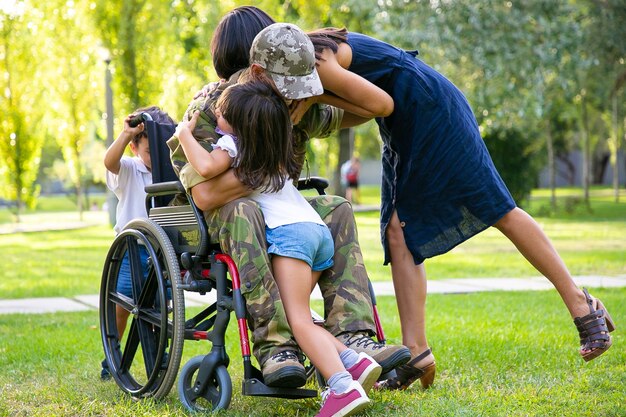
[315,380,370,417]
[346,352,382,393]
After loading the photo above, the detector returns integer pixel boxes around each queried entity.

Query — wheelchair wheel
[306,365,326,388]
[100,218,185,400]
[178,355,232,412]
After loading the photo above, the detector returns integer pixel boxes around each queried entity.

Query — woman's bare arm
[339,112,372,128]
[315,45,394,118]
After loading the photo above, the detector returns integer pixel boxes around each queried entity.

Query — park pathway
[1,275,625,315]
[2,209,625,314]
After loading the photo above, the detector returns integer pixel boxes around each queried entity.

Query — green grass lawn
[0,188,625,415]
[355,186,626,281]
[1,290,624,416]
[0,224,114,299]
[0,187,625,299]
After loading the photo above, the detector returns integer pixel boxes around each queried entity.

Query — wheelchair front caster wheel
[178,355,232,412]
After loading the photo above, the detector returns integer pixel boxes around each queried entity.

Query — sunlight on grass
[354,187,626,281]
[0,186,624,415]
[0,225,114,298]
[0,188,624,298]
[1,290,624,416]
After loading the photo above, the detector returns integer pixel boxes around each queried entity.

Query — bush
[483,127,543,206]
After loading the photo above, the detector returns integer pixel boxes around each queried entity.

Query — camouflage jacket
[167,69,343,191]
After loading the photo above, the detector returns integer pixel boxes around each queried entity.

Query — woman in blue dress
[302,28,615,389]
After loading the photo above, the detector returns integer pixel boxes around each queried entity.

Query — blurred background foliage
[0,0,624,218]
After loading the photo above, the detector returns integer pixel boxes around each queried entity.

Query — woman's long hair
[307,27,348,60]
[216,78,298,193]
[211,6,276,79]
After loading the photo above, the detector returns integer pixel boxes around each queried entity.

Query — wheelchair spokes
[100,219,185,400]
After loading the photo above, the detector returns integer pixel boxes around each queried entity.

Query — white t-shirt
[213,135,324,229]
[106,156,152,233]
[340,159,352,186]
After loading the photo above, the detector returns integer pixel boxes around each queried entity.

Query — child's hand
[175,110,201,138]
[122,114,145,137]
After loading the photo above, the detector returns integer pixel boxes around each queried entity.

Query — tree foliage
[0,0,624,212]
[0,2,45,220]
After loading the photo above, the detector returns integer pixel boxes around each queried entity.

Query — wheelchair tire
[178,355,232,412]
[305,365,325,388]
[100,218,185,400]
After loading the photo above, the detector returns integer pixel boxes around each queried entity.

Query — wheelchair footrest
[242,378,317,399]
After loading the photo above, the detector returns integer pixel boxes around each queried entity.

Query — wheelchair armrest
[297,176,328,195]
[145,181,186,196]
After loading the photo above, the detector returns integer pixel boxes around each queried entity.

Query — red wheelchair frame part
[215,253,251,357]
[212,253,386,355]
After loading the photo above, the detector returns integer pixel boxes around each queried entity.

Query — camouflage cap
[250,23,323,100]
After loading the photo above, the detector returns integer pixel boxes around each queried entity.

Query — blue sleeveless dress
[346,32,516,265]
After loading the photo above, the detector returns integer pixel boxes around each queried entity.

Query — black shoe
[100,359,112,381]
[262,350,307,388]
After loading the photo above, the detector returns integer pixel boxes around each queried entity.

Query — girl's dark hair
[211,6,275,79]
[216,79,297,193]
[307,27,348,60]
[131,105,174,144]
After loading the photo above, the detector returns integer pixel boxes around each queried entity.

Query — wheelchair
[99,117,389,412]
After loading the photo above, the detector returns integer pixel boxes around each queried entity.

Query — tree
[90,0,215,119]
[583,0,626,202]
[0,2,45,221]
[35,0,104,218]
[377,1,593,205]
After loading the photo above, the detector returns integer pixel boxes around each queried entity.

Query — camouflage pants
[204,195,376,366]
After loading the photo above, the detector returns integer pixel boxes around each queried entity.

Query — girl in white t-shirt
[174,78,380,415]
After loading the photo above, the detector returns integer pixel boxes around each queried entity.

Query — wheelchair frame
[99,119,386,412]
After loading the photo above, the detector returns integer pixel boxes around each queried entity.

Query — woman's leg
[386,212,434,366]
[493,207,588,318]
[272,257,346,380]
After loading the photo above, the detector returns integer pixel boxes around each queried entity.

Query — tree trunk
[336,128,353,195]
[76,181,84,222]
[546,118,556,209]
[580,95,591,207]
[611,94,620,202]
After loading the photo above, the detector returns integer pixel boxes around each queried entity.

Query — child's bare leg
[273,257,346,380]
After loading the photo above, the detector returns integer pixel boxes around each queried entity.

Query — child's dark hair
[131,106,175,144]
[216,79,297,193]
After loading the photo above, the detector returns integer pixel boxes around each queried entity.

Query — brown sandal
[376,348,436,390]
[574,288,616,362]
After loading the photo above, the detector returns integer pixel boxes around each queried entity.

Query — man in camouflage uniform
[168,22,410,388]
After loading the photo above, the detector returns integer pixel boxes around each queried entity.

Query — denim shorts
[266,222,334,272]
[117,246,150,298]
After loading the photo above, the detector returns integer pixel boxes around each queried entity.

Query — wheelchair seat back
[143,120,210,255]
[145,121,178,208]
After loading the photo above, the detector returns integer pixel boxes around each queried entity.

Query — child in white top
[174,78,381,415]
[104,116,152,234]
[101,106,174,380]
